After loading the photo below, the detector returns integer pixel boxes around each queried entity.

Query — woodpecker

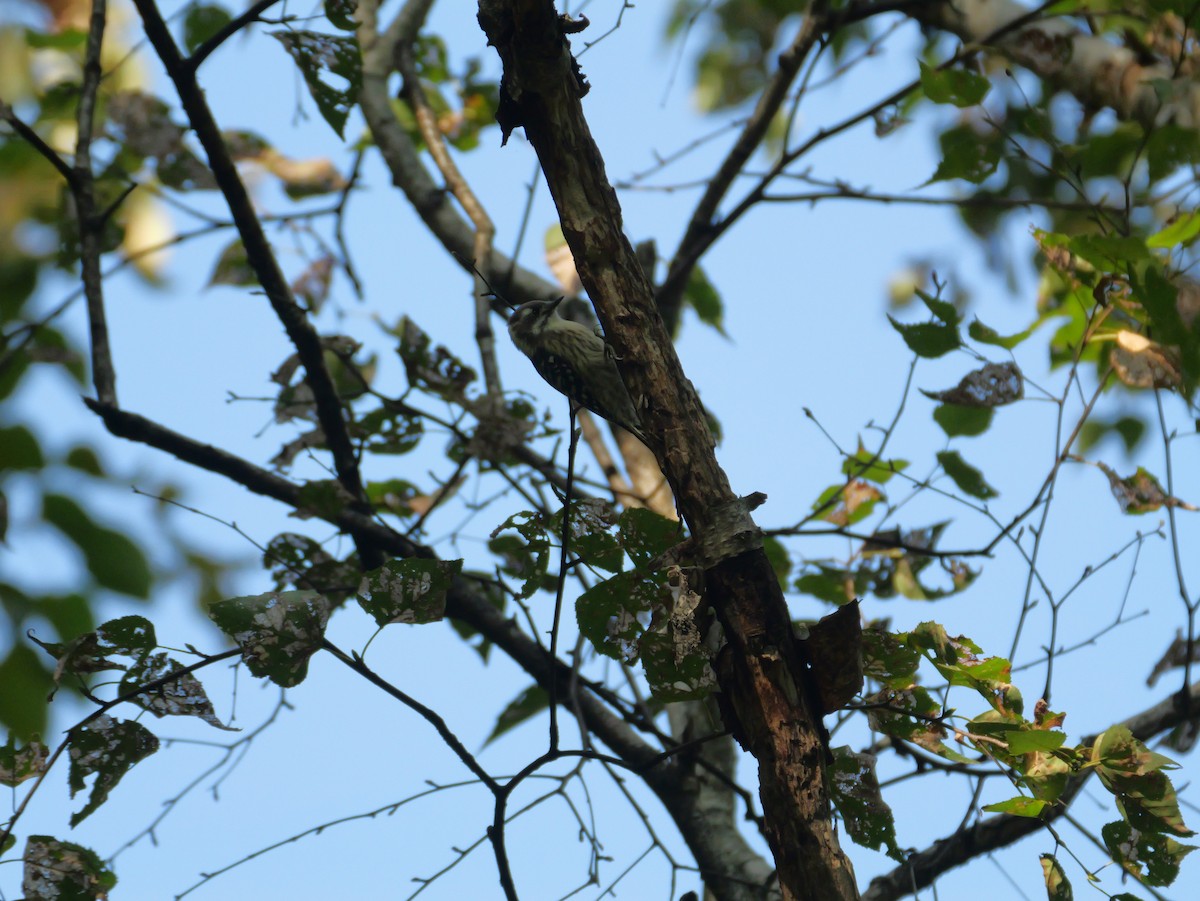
[507,297,648,445]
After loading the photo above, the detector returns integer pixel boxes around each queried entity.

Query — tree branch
[186,0,283,71]
[356,0,559,305]
[658,4,828,325]
[395,19,502,398]
[862,678,1200,901]
[130,0,380,568]
[475,4,857,898]
[912,0,1200,129]
[74,0,117,405]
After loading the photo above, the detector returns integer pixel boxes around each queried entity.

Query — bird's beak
[549,296,565,311]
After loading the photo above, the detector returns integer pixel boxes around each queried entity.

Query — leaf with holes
[119,652,236,731]
[357,558,461,626]
[830,747,903,860]
[271,31,362,138]
[208,590,331,687]
[0,736,49,787]
[22,836,117,900]
[67,716,159,826]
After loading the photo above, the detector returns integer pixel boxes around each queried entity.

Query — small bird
[507,297,648,444]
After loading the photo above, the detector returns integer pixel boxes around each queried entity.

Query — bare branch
[130,0,380,567]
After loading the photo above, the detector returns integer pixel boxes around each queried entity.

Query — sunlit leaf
[1148,212,1200,249]
[983,796,1047,817]
[1040,853,1073,900]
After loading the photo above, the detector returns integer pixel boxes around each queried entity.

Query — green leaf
[1087,461,1194,515]
[830,746,904,860]
[933,404,993,437]
[684,265,727,336]
[356,558,460,626]
[637,580,716,701]
[490,511,551,599]
[887,315,960,358]
[22,836,117,899]
[207,238,255,287]
[64,445,104,475]
[1068,234,1152,269]
[861,627,922,687]
[0,425,43,469]
[67,716,159,826]
[552,499,623,573]
[324,0,359,31]
[618,508,678,567]
[968,317,1037,349]
[0,735,49,787]
[796,564,856,606]
[929,125,1000,184]
[915,288,960,325]
[42,495,153,598]
[936,450,998,499]
[1102,819,1195,887]
[1147,212,1200,249]
[182,2,233,54]
[1131,265,1200,389]
[271,31,362,138]
[24,28,87,49]
[841,442,908,484]
[1005,729,1066,755]
[1092,726,1193,837]
[1146,124,1200,181]
[576,571,665,661]
[119,652,236,730]
[1040,854,1073,901]
[208,590,331,687]
[485,684,548,746]
[356,406,423,455]
[97,615,157,655]
[762,534,792,589]
[1078,415,1145,454]
[919,61,990,108]
[982,795,1047,817]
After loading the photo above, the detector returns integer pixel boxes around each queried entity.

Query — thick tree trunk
[476,3,859,898]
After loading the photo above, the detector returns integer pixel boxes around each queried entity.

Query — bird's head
[508,297,564,352]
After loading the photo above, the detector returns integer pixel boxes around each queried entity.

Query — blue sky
[4,1,1199,898]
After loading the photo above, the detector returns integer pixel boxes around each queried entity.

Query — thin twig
[186,0,283,70]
